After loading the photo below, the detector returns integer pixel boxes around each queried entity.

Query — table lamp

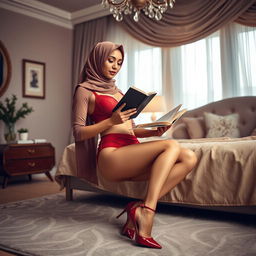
[142,95,166,122]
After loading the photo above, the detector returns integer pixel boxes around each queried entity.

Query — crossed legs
[98,139,197,238]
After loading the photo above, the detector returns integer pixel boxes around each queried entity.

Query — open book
[112,86,157,119]
[135,104,187,128]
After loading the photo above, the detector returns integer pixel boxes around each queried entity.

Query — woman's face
[102,49,123,80]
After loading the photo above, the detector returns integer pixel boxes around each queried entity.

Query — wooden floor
[0,174,62,255]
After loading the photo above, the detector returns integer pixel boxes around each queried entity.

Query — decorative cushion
[251,128,256,136]
[204,112,240,138]
[171,123,190,139]
[182,117,205,139]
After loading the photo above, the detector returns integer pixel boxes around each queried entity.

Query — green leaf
[0,94,34,125]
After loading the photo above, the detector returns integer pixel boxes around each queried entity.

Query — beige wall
[0,8,73,166]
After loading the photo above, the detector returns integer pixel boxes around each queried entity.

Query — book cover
[112,86,157,119]
[135,104,187,128]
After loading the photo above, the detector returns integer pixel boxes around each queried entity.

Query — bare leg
[158,148,197,198]
[132,148,197,198]
[98,140,196,238]
[98,140,181,183]
[127,147,197,237]
[133,148,197,237]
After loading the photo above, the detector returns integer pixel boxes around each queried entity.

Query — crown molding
[71,4,110,26]
[0,0,109,29]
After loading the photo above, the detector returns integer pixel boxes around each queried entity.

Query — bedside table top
[0,142,51,147]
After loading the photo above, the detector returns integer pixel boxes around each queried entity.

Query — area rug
[0,191,256,256]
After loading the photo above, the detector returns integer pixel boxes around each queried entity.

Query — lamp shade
[143,95,166,113]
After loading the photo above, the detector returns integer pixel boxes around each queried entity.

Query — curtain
[107,19,222,110]
[106,18,163,123]
[236,1,256,27]
[169,32,221,109]
[72,16,109,91]
[221,23,256,98]
[107,19,256,111]
[168,22,256,109]
[106,17,163,95]
[120,0,255,47]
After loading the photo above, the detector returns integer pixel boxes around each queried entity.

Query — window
[106,25,162,95]
[170,32,222,109]
[108,21,256,112]
[236,24,256,95]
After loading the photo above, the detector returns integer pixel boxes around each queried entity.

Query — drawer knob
[27,149,35,154]
[28,162,36,167]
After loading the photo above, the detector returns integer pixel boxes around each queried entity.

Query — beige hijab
[78,41,124,94]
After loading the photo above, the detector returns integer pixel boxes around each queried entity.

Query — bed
[55,96,256,214]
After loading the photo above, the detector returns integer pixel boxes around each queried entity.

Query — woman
[73,41,197,249]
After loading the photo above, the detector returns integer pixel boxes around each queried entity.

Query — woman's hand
[154,125,172,137]
[110,103,137,125]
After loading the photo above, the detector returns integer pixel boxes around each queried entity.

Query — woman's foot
[136,206,155,238]
[129,204,162,249]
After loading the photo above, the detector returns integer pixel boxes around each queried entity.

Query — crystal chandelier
[101,0,176,22]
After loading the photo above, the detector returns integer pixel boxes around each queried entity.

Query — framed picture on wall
[22,59,45,99]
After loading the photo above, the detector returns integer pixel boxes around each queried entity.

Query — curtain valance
[120,0,256,47]
[236,1,256,27]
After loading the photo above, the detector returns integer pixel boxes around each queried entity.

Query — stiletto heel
[116,201,137,239]
[129,204,162,249]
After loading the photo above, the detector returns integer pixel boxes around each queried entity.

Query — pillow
[251,128,256,136]
[171,123,190,139]
[204,112,240,138]
[182,117,205,139]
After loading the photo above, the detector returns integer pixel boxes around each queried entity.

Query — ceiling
[0,0,108,29]
[36,0,101,12]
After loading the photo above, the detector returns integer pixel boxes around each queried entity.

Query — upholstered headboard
[172,96,256,139]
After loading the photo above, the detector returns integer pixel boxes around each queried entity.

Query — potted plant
[18,128,29,140]
[0,95,33,143]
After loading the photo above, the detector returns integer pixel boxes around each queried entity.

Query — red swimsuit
[90,92,140,155]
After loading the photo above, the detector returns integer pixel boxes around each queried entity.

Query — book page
[134,104,186,129]
[131,86,155,96]
[155,104,182,122]
[172,109,187,124]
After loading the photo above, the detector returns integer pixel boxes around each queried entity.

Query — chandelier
[101,0,176,22]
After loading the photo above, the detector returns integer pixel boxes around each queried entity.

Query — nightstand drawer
[0,143,55,188]
[5,157,55,175]
[4,145,54,160]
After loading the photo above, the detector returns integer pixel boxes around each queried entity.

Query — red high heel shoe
[129,204,162,249]
[116,201,137,239]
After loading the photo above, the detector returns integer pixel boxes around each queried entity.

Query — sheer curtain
[106,20,256,111]
[169,31,222,110]
[170,23,256,109]
[106,22,163,123]
[106,23,162,95]
[221,22,256,97]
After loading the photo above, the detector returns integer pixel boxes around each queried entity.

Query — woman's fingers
[115,104,136,116]
[123,108,137,116]
[156,125,172,136]
[116,103,126,112]
[111,105,137,124]
[120,109,137,121]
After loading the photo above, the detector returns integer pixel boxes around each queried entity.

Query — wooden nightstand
[0,143,55,188]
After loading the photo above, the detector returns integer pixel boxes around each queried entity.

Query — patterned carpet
[0,191,256,256]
